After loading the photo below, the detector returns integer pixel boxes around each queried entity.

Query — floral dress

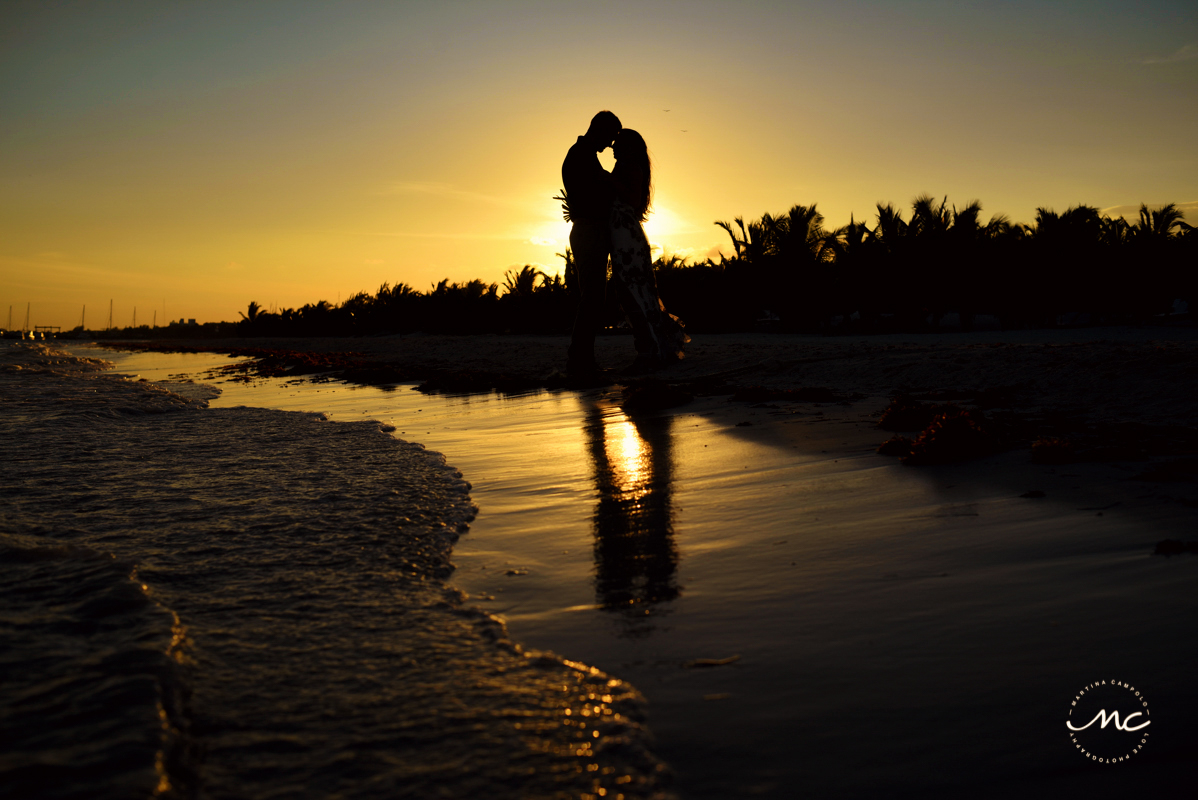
[609,199,689,362]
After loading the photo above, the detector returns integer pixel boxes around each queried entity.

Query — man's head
[585,110,622,151]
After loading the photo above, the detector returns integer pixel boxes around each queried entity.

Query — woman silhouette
[608,129,688,370]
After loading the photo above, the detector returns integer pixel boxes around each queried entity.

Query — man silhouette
[563,110,621,375]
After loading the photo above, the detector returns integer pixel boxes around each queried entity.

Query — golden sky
[2,1,1195,328]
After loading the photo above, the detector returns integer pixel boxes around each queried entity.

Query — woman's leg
[610,271,659,356]
[609,217,665,358]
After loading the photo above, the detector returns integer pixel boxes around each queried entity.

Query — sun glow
[642,202,698,246]
[526,199,707,279]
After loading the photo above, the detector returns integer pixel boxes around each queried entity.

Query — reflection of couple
[562,110,689,376]
[583,401,680,634]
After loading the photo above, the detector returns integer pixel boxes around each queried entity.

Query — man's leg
[567,221,609,372]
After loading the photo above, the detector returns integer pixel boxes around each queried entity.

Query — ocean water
[9,341,1197,798]
[0,342,669,800]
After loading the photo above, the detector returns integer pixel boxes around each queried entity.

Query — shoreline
[100,327,1198,461]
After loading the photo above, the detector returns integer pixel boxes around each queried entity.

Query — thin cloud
[380,181,535,210]
[1143,43,1198,64]
[703,243,734,261]
[1099,201,1198,223]
[527,236,557,246]
[333,229,520,241]
[0,254,149,283]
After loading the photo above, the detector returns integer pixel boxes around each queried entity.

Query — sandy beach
[86,326,1198,797]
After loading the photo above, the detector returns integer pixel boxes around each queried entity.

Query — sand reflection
[584,401,679,635]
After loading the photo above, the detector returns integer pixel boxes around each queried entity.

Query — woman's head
[612,128,647,162]
[613,129,652,220]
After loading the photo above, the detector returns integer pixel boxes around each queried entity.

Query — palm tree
[830,214,873,252]
[1134,203,1185,241]
[1099,215,1131,247]
[873,203,908,247]
[555,249,577,294]
[827,214,879,327]
[909,194,951,239]
[502,265,545,297]
[868,202,921,327]
[1122,203,1188,318]
[949,200,984,237]
[714,216,756,262]
[778,204,834,264]
[238,300,263,323]
[653,253,689,272]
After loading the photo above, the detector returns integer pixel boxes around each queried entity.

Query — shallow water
[45,344,1198,796]
[2,343,668,799]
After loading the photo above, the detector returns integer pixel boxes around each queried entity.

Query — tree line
[147,198,1198,339]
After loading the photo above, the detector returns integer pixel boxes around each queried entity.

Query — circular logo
[1066,680,1151,763]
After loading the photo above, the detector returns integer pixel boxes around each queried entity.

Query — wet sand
[89,329,1198,797]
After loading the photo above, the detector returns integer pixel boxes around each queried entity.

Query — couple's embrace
[561,110,688,376]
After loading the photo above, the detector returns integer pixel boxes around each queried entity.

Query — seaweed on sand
[877,394,954,431]
[877,406,998,465]
[1154,539,1198,555]
[902,408,997,465]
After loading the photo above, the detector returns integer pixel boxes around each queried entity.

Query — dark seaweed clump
[877,407,997,465]
[877,394,954,431]
[1154,539,1198,555]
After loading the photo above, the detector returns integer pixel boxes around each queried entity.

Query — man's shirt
[562,136,614,224]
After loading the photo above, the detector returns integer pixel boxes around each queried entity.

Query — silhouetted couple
[562,110,688,376]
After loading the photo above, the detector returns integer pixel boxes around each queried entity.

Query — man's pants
[568,219,610,368]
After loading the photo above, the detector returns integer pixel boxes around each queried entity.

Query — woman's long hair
[613,129,652,221]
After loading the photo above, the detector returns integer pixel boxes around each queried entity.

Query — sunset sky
[2,1,1195,328]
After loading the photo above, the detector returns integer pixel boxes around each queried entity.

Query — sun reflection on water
[605,417,649,498]
[586,402,679,634]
